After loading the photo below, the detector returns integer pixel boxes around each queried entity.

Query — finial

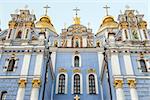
[103,5,110,16]
[24,5,28,9]
[15,9,19,14]
[88,22,91,29]
[136,10,139,15]
[64,23,67,29]
[120,10,123,14]
[125,5,130,10]
[31,9,34,14]
[73,7,80,17]
[44,5,50,16]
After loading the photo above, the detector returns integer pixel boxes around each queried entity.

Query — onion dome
[97,16,118,34]
[35,15,57,33]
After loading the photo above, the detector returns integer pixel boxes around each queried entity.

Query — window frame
[3,55,19,72]
[56,73,68,94]
[72,73,83,94]
[137,58,150,73]
[72,54,81,67]
[87,73,99,94]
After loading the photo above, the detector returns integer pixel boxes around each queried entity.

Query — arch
[7,58,16,71]
[139,59,147,72]
[0,91,7,100]
[72,36,82,48]
[56,73,68,94]
[72,73,83,94]
[16,30,22,39]
[72,54,81,67]
[87,73,99,94]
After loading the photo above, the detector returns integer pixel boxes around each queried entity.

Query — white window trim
[137,58,150,72]
[71,73,83,94]
[86,73,99,94]
[56,72,68,94]
[72,54,81,67]
[3,56,19,72]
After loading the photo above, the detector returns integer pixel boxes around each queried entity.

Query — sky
[0,0,150,34]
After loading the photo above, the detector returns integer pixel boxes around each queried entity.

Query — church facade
[0,5,150,100]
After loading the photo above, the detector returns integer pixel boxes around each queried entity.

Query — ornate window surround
[3,54,19,72]
[71,73,83,94]
[72,52,81,67]
[56,72,68,94]
[137,55,150,72]
[86,73,99,94]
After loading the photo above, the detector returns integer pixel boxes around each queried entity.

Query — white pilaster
[51,52,56,72]
[16,53,31,100]
[30,88,39,100]
[16,88,25,100]
[82,37,87,47]
[97,52,104,75]
[128,80,139,100]
[123,53,134,75]
[111,52,121,75]
[116,88,125,100]
[130,88,139,100]
[30,53,43,100]
[67,38,71,47]
[20,54,31,76]
[33,53,44,76]
[114,80,125,100]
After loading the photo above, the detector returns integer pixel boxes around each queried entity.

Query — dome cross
[103,5,110,16]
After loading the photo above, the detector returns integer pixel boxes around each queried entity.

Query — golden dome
[97,16,118,34]
[35,15,57,33]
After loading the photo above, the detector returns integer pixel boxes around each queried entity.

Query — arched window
[16,30,22,39]
[139,59,147,72]
[75,40,79,47]
[58,74,65,94]
[7,58,16,71]
[25,29,29,38]
[0,91,7,100]
[89,74,96,94]
[143,30,147,39]
[74,56,79,67]
[74,74,80,94]
[124,30,128,39]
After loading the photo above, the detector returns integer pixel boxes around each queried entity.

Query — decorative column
[97,52,104,76]
[114,80,125,100]
[30,52,43,100]
[128,80,139,100]
[82,36,87,47]
[51,52,56,72]
[16,52,31,100]
[111,51,121,75]
[30,79,41,100]
[16,79,27,100]
[123,51,134,75]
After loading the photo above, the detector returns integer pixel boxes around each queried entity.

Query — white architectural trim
[20,54,31,76]
[71,73,83,94]
[56,73,68,94]
[51,52,56,72]
[33,53,43,76]
[123,54,134,75]
[86,73,99,94]
[111,53,121,75]
[72,53,81,67]
[97,52,104,76]
[16,88,25,100]
[137,58,149,72]
[3,55,18,72]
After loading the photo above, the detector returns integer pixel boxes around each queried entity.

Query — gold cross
[74,95,80,100]
[103,5,110,16]
[44,5,50,16]
[73,7,80,17]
